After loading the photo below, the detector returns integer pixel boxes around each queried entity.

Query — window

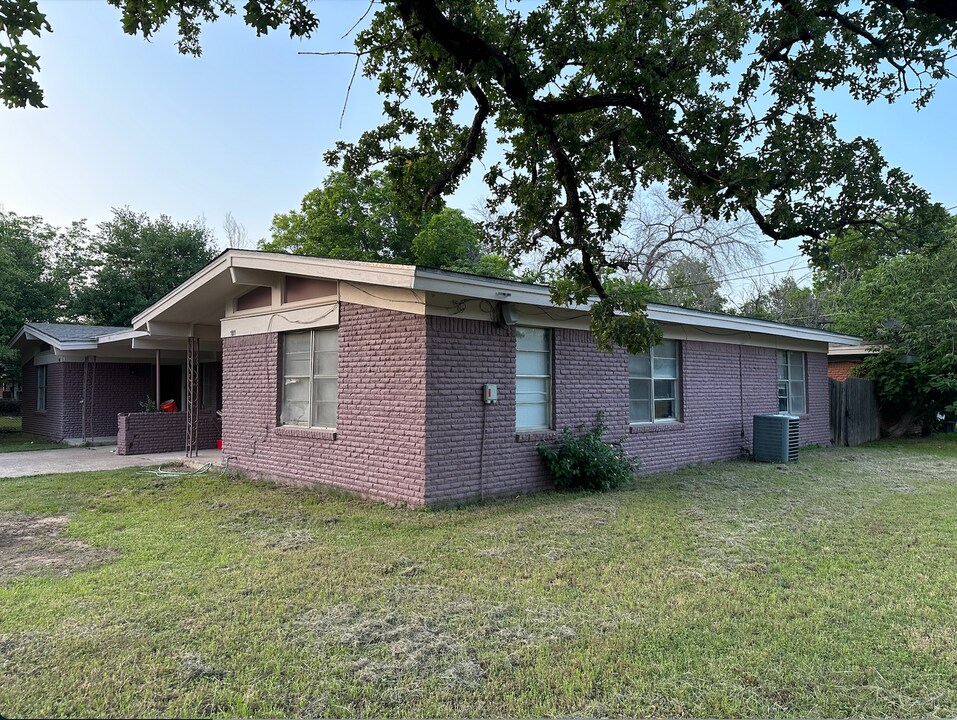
[200,363,218,410]
[516,326,551,430]
[281,328,338,428]
[629,340,680,423]
[777,350,806,414]
[36,365,47,412]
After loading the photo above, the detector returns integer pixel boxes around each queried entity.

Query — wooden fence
[829,377,880,446]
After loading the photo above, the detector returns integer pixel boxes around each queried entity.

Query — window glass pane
[789,380,806,414]
[654,379,675,400]
[778,381,789,412]
[654,399,675,420]
[653,356,677,378]
[516,326,548,351]
[630,399,652,423]
[313,402,336,428]
[284,377,309,402]
[657,340,678,359]
[314,350,338,377]
[629,378,651,402]
[789,351,804,379]
[777,351,788,380]
[314,328,338,353]
[285,331,310,354]
[628,353,651,377]
[517,376,548,395]
[281,399,310,426]
[516,402,548,429]
[516,351,549,376]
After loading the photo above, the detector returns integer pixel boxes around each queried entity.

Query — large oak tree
[5,0,956,350]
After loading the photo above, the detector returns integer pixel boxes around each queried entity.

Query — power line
[657,253,808,293]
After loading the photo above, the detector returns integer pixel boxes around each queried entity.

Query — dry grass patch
[0,513,117,582]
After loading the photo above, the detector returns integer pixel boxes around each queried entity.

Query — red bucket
[216,439,223,450]
[159,399,178,413]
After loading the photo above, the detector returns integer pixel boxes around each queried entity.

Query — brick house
[827,343,880,381]
[9,323,221,447]
[114,249,859,505]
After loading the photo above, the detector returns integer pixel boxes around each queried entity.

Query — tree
[7,0,957,353]
[834,227,957,433]
[655,257,727,312]
[0,210,79,381]
[736,276,830,328]
[263,171,424,263]
[75,208,216,327]
[608,187,762,286]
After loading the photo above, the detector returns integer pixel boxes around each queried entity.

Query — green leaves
[0,0,50,108]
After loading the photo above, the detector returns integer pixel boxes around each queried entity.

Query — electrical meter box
[483,384,498,404]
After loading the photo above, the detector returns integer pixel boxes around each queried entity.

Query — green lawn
[0,416,70,452]
[2,436,957,717]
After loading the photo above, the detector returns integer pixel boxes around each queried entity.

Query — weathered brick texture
[117,411,220,454]
[828,360,861,381]
[222,303,427,505]
[424,318,831,503]
[21,359,153,441]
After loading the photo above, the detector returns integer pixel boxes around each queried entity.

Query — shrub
[0,398,21,416]
[537,413,638,492]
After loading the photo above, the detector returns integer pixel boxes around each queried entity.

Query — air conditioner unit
[753,413,799,463]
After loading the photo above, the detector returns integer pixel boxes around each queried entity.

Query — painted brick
[117,411,220,455]
[424,317,831,504]
[21,359,154,441]
[221,303,427,506]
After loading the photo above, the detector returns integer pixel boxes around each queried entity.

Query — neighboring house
[11,250,860,503]
[9,322,220,446]
[827,343,881,381]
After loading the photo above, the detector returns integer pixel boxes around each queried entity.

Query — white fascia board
[131,250,420,331]
[414,268,557,306]
[646,304,862,346]
[828,343,880,356]
[96,329,148,345]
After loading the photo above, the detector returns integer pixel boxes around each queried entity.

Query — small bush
[0,398,21,416]
[537,413,638,492]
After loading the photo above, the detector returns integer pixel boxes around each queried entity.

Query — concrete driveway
[0,446,223,478]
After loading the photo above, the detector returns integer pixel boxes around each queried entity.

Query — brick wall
[117,410,220,454]
[828,360,861,382]
[221,303,427,505]
[20,359,64,440]
[20,359,154,441]
[424,317,832,503]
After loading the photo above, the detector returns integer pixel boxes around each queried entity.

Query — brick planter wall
[221,303,427,505]
[117,411,220,455]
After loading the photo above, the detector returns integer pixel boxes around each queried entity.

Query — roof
[9,322,133,350]
[130,249,860,347]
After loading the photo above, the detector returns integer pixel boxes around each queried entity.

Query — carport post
[154,349,161,405]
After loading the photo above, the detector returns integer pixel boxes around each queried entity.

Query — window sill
[515,430,560,443]
[629,421,685,434]
[274,425,337,441]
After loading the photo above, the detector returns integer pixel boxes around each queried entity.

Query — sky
[3,0,957,295]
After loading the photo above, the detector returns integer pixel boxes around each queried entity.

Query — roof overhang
[129,249,863,349]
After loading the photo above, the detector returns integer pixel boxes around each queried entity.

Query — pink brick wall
[21,359,154,441]
[117,411,220,455]
[221,303,427,505]
[424,317,831,503]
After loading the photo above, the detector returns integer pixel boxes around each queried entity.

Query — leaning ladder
[185,336,199,457]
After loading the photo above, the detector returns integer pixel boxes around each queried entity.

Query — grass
[2,435,957,717]
[0,416,70,452]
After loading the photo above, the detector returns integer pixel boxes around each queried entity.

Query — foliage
[0,397,20,415]
[655,257,726,312]
[0,209,81,381]
[138,396,158,413]
[537,413,638,492]
[6,0,957,354]
[836,232,957,427]
[411,207,479,268]
[262,171,424,262]
[74,208,216,327]
[0,0,49,108]
[736,276,830,328]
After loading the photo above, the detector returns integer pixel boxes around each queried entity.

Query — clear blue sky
[2,0,956,288]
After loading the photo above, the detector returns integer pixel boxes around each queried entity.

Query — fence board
[829,377,880,446]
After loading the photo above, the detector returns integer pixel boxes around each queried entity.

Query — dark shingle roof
[25,323,131,343]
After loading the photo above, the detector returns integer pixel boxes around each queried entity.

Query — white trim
[828,343,881,356]
[221,302,339,338]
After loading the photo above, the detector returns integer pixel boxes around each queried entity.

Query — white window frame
[515,326,552,431]
[36,364,47,412]
[777,350,806,415]
[281,327,338,429]
[629,340,680,423]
